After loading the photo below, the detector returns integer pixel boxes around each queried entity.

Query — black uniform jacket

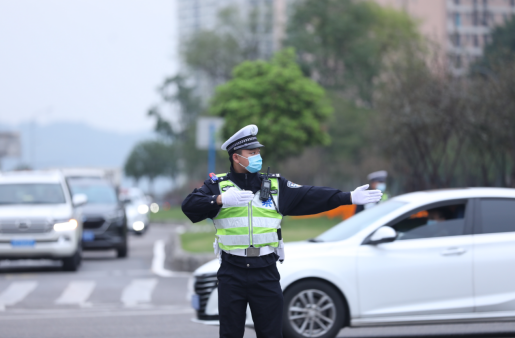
[181,166,352,268]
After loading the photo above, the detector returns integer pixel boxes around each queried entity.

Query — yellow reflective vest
[213,173,282,251]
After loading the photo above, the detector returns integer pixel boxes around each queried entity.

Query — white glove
[221,187,254,207]
[351,184,383,205]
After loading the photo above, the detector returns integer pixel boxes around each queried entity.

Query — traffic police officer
[182,125,382,338]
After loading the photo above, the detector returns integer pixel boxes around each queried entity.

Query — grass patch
[150,207,189,222]
[181,231,216,253]
[180,216,342,253]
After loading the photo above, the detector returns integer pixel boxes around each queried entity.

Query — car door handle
[441,247,466,256]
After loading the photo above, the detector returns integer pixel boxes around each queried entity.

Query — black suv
[67,178,128,258]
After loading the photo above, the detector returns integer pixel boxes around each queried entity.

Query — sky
[0,0,178,133]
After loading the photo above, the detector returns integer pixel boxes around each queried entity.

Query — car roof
[0,170,64,184]
[393,188,515,205]
[67,177,113,186]
[119,187,144,197]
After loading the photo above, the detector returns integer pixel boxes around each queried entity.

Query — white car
[191,188,515,338]
[0,171,87,271]
[119,187,150,235]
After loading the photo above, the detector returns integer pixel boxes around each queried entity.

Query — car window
[0,183,66,205]
[478,199,515,234]
[392,203,467,241]
[315,201,407,242]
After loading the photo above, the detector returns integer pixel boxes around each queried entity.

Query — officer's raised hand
[217,187,254,207]
[351,184,383,205]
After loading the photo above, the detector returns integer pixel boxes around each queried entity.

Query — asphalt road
[0,224,515,338]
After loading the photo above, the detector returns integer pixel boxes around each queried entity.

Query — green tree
[147,75,209,179]
[286,0,420,104]
[209,48,333,166]
[124,140,177,194]
[182,6,272,87]
[471,15,515,75]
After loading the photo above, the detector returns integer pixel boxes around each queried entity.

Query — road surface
[1,224,514,338]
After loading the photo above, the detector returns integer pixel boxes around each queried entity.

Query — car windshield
[0,183,66,205]
[315,200,407,242]
[69,183,118,204]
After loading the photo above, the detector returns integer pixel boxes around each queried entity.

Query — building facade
[176,0,296,99]
[374,0,515,74]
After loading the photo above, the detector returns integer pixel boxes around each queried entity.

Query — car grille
[83,217,105,229]
[194,273,219,320]
[0,219,53,234]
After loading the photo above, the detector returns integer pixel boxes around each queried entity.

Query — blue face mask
[237,154,262,173]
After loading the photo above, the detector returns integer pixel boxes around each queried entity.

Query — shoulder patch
[287,181,302,188]
[209,175,229,184]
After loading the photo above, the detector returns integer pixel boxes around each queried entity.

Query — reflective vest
[213,173,282,251]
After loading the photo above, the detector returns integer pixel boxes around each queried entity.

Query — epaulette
[260,173,280,178]
[208,173,230,184]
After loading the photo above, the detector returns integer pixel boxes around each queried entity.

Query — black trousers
[217,258,284,338]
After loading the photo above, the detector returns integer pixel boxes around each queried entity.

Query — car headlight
[138,204,149,214]
[132,221,145,231]
[150,203,159,213]
[54,219,78,231]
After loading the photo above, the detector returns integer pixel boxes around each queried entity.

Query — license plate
[82,231,95,241]
[11,239,35,247]
[191,294,200,311]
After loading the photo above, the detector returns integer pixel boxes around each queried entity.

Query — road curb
[164,229,215,273]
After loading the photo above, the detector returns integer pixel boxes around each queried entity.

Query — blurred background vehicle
[119,187,150,235]
[58,167,122,187]
[66,177,128,258]
[0,171,86,271]
[191,188,515,338]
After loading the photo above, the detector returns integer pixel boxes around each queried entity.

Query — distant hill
[0,121,153,171]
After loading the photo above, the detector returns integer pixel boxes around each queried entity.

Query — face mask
[376,183,386,192]
[237,154,262,173]
[427,220,438,226]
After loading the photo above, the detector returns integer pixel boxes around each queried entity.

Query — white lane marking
[0,307,193,321]
[0,281,38,310]
[151,239,191,278]
[55,281,95,305]
[121,279,157,307]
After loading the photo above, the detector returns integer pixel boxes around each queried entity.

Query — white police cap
[221,124,265,154]
[367,170,388,182]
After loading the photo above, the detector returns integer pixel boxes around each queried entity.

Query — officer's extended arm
[278,178,382,216]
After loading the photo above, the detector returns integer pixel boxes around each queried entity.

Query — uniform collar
[229,165,258,179]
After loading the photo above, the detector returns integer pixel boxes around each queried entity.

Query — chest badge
[262,197,273,207]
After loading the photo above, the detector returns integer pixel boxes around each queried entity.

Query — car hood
[193,241,338,276]
[81,203,121,217]
[0,204,72,220]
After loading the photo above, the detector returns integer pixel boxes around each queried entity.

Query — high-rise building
[373,0,515,75]
[176,0,295,98]
[177,0,295,53]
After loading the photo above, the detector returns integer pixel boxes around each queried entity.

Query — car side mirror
[73,194,88,207]
[365,226,397,245]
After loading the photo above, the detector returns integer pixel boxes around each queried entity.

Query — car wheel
[62,249,82,272]
[117,242,128,258]
[283,280,346,338]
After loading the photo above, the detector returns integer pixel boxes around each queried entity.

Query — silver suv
[0,171,87,271]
